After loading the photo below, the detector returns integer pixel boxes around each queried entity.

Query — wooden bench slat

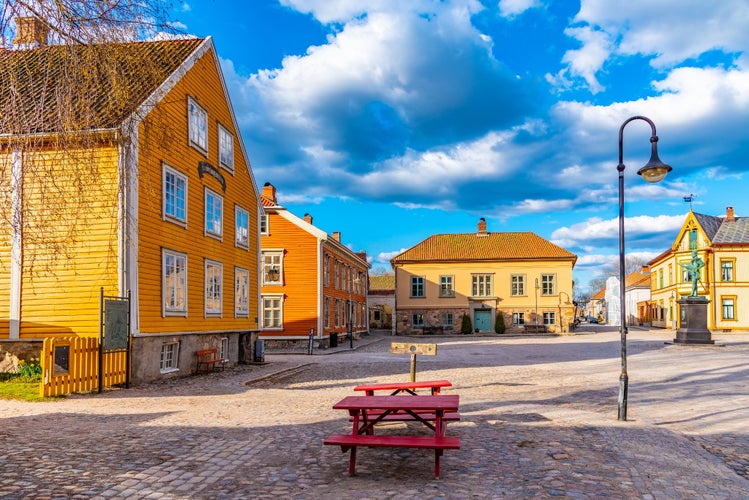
[324,434,460,449]
[350,411,461,422]
[195,349,228,373]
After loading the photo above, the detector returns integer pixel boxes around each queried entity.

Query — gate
[39,289,131,397]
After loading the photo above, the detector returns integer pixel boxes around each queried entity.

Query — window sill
[160,367,179,374]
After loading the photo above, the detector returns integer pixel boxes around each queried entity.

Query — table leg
[348,445,357,476]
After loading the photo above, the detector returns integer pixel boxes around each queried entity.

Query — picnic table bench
[324,394,461,479]
[353,379,452,396]
[195,348,228,373]
[523,324,548,334]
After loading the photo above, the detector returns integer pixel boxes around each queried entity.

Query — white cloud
[498,0,541,18]
[555,25,612,93]
[377,249,409,263]
[551,214,685,249]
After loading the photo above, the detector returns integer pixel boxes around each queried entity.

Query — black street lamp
[617,115,672,421]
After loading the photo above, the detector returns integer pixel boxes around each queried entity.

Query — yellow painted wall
[136,50,259,334]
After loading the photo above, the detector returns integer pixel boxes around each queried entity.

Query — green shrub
[494,312,506,334]
[17,357,42,379]
[460,314,473,334]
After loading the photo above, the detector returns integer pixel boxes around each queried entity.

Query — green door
[474,309,491,332]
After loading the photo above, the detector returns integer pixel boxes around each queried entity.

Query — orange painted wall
[136,49,260,334]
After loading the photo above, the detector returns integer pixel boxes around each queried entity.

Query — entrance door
[474,309,491,332]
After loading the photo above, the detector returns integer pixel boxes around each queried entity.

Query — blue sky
[171,0,749,294]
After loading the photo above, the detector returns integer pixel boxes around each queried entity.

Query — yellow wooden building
[390,219,577,334]
[0,19,261,383]
[649,207,749,331]
[259,183,369,346]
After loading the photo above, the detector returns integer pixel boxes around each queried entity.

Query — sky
[170,0,749,295]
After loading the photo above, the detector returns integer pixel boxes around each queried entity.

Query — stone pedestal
[674,297,714,344]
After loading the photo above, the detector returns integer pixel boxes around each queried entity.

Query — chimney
[13,17,49,49]
[726,206,736,222]
[262,182,277,204]
[477,217,487,236]
[332,231,341,242]
[303,213,313,224]
[357,251,367,263]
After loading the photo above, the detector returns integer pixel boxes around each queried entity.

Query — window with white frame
[163,164,187,224]
[721,260,734,282]
[412,313,424,327]
[260,214,268,235]
[543,312,556,325]
[235,205,249,249]
[218,123,234,171]
[205,188,223,238]
[262,295,283,329]
[163,249,187,316]
[262,251,283,285]
[334,260,340,289]
[235,267,249,317]
[160,341,179,372]
[205,260,223,316]
[324,297,330,329]
[334,298,340,327]
[411,276,425,297]
[512,312,525,325]
[324,254,330,286]
[442,312,454,328]
[511,274,525,296]
[439,275,454,297]
[472,274,493,296]
[541,274,555,295]
[188,96,208,153]
[722,297,736,320]
[220,337,229,361]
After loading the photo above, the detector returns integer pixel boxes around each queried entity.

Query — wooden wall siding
[321,242,368,334]
[0,159,10,336]
[261,213,319,336]
[12,146,120,339]
[136,50,259,334]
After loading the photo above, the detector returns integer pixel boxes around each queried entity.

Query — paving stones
[1,329,749,498]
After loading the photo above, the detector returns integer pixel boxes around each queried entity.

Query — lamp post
[349,276,361,349]
[558,291,571,333]
[617,115,672,421]
[534,278,540,325]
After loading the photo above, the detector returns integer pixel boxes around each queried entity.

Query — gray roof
[693,212,749,244]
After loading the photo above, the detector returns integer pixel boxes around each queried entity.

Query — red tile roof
[391,232,576,264]
[0,38,204,134]
[624,271,650,288]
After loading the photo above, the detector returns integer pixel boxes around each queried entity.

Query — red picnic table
[324,394,461,479]
[353,379,452,396]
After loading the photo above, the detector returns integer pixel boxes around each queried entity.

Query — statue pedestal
[674,297,713,344]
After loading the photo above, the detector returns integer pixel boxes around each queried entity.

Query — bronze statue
[680,249,704,297]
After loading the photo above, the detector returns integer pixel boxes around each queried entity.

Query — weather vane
[683,194,694,210]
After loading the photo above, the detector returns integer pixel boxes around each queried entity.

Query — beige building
[390,219,577,334]
[649,207,749,331]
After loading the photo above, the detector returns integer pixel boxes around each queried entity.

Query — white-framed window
[472,274,493,297]
[512,312,525,325]
[411,276,425,297]
[205,259,223,316]
[218,123,234,171]
[163,163,187,225]
[511,274,525,296]
[160,341,180,373]
[439,275,454,297]
[334,298,340,327]
[721,260,734,282]
[188,96,208,153]
[541,274,555,295]
[260,214,269,235]
[235,267,249,317]
[324,254,330,286]
[334,261,340,289]
[442,312,454,328]
[722,297,736,320]
[205,188,223,238]
[220,337,229,361]
[262,251,283,285]
[235,205,249,249]
[543,312,556,325]
[262,294,283,329]
[412,313,424,327]
[324,297,330,329]
[162,249,187,316]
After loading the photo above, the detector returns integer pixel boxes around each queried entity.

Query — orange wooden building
[259,183,369,346]
[0,19,261,383]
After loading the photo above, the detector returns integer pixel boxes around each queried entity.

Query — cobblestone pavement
[2,328,749,499]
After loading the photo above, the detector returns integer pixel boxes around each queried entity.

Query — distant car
[588,316,598,324]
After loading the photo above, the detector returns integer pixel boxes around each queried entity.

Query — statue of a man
[680,250,705,297]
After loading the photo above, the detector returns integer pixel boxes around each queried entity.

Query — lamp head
[637,136,672,183]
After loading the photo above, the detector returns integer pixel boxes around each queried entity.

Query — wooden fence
[40,336,128,397]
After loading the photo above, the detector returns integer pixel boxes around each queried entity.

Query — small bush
[495,312,506,334]
[460,314,473,335]
[17,357,42,379]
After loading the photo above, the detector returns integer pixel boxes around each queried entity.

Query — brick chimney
[13,17,49,49]
[477,217,488,236]
[357,251,367,263]
[262,182,277,204]
[332,232,341,242]
[726,206,736,222]
[303,213,313,224]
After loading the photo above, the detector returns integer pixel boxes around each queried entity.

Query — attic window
[188,96,208,154]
